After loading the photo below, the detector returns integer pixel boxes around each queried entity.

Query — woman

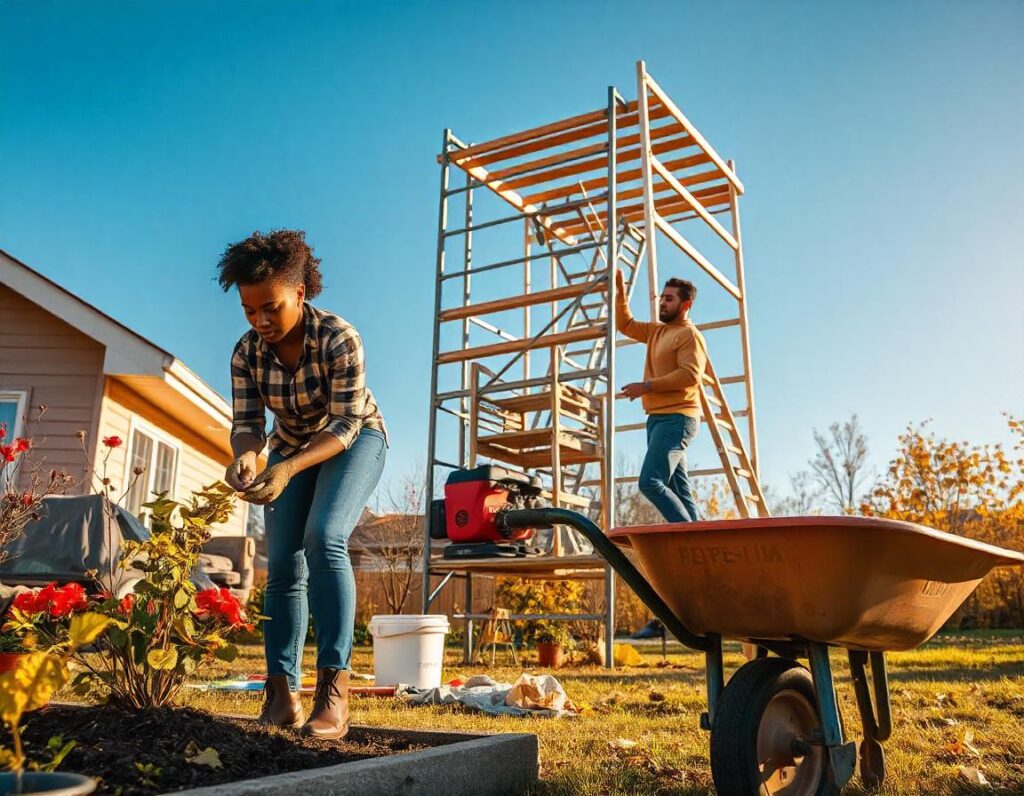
[218,229,386,738]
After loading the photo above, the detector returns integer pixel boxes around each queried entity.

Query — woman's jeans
[263,428,386,690]
[639,413,700,523]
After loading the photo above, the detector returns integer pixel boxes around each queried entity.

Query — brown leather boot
[257,674,305,728]
[300,668,350,739]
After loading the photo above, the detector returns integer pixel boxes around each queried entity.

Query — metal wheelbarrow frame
[500,508,1024,795]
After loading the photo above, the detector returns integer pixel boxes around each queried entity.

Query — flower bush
[0,408,73,567]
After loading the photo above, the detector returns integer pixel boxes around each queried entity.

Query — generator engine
[430,466,547,550]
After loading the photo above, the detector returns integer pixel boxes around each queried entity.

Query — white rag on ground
[398,673,577,717]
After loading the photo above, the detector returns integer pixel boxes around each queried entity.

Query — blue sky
[2,0,1022,505]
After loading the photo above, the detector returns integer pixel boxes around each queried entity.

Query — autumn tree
[863,416,1023,627]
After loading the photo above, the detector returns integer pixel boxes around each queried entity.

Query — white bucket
[367,614,450,688]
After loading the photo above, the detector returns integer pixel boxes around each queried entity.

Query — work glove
[243,463,293,505]
[225,451,258,491]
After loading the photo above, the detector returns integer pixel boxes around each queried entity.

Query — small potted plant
[534,623,573,669]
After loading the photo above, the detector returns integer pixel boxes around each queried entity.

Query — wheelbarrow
[498,509,1024,795]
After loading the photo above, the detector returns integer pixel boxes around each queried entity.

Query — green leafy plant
[4,484,255,709]
[534,622,574,649]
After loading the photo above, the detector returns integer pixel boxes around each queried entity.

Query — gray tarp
[0,494,147,583]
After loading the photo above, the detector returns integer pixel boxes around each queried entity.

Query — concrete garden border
[164,724,539,796]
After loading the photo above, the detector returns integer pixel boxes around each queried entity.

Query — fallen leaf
[648,691,666,702]
[956,765,989,786]
[184,741,222,769]
[609,738,638,751]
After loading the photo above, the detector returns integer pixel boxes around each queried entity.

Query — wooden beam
[437,324,607,365]
[445,104,674,171]
[459,160,577,245]
[544,167,725,218]
[653,214,741,300]
[558,184,731,237]
[500,133,698,193]
[521,151,712,206]
[650,155,738,250]
[642,69,744,195]
[439,280,607,322]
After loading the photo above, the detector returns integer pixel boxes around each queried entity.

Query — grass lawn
[173,631,1024,795]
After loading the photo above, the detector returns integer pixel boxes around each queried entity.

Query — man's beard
[659,308,680,323]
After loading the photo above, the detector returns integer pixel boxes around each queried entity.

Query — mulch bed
[11,704,423,794]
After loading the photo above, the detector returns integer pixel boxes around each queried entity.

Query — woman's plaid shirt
[230,304,387,456]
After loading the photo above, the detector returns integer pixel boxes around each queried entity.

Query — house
[1,247,250,536]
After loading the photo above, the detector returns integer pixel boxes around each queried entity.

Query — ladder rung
[744,493,761,503]
[735,468,752,478]
[712,417,733,430]
[725,444,743,455]
[720,375,746,385]
[704,393,723,407]
[690,467,725,477]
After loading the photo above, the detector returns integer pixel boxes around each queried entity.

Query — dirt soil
[13,704,423,794]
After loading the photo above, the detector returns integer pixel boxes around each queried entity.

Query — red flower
[21,492,34,508]
[0,423,5,439]
[102,436,123,449]
[0,445,14,463]
[194,587,250,629]
[118,594,135,615]
[14,438,30,453]
[12,583,89,618]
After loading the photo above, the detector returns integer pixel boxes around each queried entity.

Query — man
[615,269,707,522]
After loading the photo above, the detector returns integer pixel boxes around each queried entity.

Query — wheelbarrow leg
[849,650,891,790]
[807,642,857,788]
[700,633,724,731]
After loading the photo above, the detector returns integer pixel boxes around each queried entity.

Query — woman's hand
[225,451,258,491]
[243,462,293,505]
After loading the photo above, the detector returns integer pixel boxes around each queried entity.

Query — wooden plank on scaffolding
[522,151,713,206]
[501,134,699,192]
[654,215,741,300]
[437,324,607,365]
[642,69,744,195]
[650,155,738,250]
[488,119,692,182]
[447,106,612,163]
[559,185,731,237]
[459,160,578,246]
[439,280,606,322]
[446,103,674,171]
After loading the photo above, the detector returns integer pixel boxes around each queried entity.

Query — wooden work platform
[430,553,609,580]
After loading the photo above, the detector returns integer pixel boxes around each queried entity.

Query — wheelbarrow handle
[499,507,711,652]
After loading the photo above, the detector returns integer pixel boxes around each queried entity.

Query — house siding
[97,379,248,536]
[0,283,103,493]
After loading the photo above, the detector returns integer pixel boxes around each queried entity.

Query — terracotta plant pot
[536,641,565,669]
[0,771,96,795]
[0,651,28,673]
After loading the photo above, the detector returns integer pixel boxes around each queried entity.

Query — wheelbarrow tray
[608,516,1024,652]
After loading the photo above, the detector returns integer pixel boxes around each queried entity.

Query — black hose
[499,507,710,652]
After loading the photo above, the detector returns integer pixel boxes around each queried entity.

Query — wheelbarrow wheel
[710,657,839,796]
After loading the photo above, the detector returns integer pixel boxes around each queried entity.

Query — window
[124,423,179,524]
[0,390,29,441]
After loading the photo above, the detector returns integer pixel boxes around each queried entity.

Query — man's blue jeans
[639,413,700,523]
[263,428,386,690]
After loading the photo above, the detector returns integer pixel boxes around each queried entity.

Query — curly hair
[217,229,324,298]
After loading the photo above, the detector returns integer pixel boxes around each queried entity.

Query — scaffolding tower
[422,61,768,667]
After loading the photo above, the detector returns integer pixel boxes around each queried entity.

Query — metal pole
[459,171,474,467]
[422,129,452,612]
[463,573,473,664]
[635,60,660,318]
[603,84,618,669]
[727,159,759,479]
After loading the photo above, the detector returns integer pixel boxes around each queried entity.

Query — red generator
[430,466,546,558]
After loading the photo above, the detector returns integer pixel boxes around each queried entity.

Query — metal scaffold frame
[422,61,767,668]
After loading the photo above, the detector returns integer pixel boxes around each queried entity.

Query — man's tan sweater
[616,288,708,418]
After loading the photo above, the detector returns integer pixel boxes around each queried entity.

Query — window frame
[122,416,182,523]
[0,389,30,440]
